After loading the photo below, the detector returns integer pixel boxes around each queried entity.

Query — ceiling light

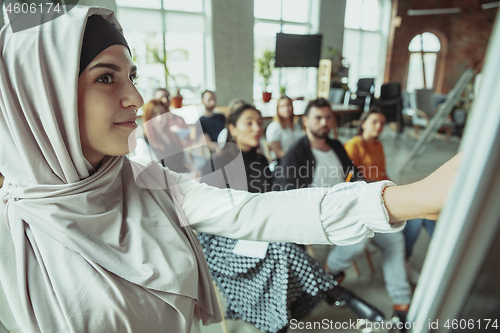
[407,8,461,16]
[482,2,500,9]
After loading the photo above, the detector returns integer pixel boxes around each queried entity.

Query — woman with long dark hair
[327,107,412,324]
[344,107,390,182]
[198,103,387,333]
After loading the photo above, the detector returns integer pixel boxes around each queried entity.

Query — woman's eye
[130,74,138,85]
[96,74,113,84]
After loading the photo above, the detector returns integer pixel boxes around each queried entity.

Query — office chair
[342,78,375,130]
[349,78,375,112]
[374,82,404,135]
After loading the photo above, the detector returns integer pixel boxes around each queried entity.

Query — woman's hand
[383,152,463,222]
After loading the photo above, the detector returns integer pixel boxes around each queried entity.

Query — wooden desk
[256,101,360,138]
[330,104,361,138]
[330,103,360,115]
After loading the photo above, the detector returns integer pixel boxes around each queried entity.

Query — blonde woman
[266,96,303,160]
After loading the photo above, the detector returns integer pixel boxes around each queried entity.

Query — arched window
[407,32,441,92]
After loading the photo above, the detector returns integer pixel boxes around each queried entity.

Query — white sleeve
[167,169,403,245]
[266,121,282,143]
[320,181,405,246]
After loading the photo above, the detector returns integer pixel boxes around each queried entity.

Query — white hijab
[0,6,220,332]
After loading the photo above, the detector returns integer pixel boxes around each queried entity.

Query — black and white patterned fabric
[197,234,338,333]
[198,148,338,333]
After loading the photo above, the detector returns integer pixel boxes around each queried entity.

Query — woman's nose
[122,81,144,109]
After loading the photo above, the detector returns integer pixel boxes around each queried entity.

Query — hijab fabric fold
[0,6,220,332]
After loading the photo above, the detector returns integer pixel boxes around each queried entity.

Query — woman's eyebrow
[88,63,138,73]
[89,63,121,72]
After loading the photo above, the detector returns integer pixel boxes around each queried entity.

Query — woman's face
[78,45,144,168]
[362,113,386,140]
[277,98,293,119]
[229,109,263,152]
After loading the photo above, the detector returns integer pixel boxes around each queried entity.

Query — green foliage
[256,50,275,91]
[152,49,172,89]
[279,85,286,95]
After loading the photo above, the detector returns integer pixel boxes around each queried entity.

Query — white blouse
[266,121,303,153]
[0,162,404,333]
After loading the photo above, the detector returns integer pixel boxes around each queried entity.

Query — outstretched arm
[130,152,461,245]
[383,152,463,222]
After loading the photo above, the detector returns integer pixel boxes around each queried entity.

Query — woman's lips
[115,121,138,129]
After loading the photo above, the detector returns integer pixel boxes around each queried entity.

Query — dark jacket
[273,135,362,190]
[200,146,272,193]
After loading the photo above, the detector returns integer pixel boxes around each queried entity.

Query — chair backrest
[414,88,435,117]
[380,83,401,100]
[329,88,345,104]
[357,78,375,94]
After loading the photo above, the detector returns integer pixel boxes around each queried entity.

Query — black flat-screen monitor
[275,33,322,68]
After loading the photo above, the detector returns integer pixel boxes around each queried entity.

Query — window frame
[116,0,210,104]
[253,0,319,101]
[405,31,447,93]
[342,0,391,95]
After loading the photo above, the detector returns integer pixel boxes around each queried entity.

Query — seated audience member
[266,96,303,160]
[199,90,225,144]
[274,98,362,191]
[275,99,412,329]
[403,218,436,283]
[404,219,435,260]
[228,98,247,113]
[343,107,389,182]
[154,87,171,108]
[216,98,248,144]
[218,99,273,162]
[333,108,412,326]
[134,99,192,174]
[153,87,189,130]
[198,103,385,333]
[344,107,436,284]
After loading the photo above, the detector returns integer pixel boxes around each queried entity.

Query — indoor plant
[171,89,183,108]
[256,50,275,102]
[153,48,183,108]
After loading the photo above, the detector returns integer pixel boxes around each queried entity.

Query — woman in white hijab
[0,6,460,333]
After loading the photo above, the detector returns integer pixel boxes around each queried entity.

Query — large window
[342,0,391,94]
[407,32,441,92]
[116,0,210,104]
[253,0,320,100]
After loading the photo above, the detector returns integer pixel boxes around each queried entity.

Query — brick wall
[389,0,496,93]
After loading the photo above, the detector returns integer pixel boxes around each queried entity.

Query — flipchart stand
[397,68,474,174]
